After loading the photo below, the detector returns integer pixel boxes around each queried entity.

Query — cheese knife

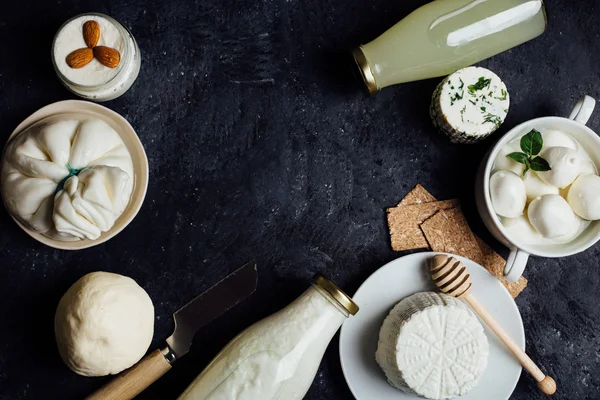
[86,260,258,400]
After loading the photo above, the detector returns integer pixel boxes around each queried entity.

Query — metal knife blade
[165,260,258,360]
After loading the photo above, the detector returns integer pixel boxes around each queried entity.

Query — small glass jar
[51,13,141,102]
[178,275,359,400]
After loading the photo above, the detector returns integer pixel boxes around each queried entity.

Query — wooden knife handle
[85,348,172,400]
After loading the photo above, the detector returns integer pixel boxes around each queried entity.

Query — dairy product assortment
[1,115,134,241]
[491,128,599,245]
[376,292,489,399]
[0,3,582,399]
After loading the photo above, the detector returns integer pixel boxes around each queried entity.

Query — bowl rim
[1,100,149,250]
[482,116,600,257]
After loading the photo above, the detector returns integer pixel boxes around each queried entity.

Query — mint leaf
[508,130,549,176]
[507,152,530,164]
[530,156,551,172]
[520,129,543,156]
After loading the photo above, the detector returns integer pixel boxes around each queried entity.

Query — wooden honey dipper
[430,254,556,395]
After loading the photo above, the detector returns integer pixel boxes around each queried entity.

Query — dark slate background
[1,0,599,399]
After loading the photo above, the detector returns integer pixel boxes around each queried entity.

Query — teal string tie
[55,164,87,194]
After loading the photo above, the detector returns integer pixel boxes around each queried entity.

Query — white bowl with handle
[475,95,600,282]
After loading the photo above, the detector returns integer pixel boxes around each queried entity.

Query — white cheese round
[431,66,509,144]
[375,292,489,400]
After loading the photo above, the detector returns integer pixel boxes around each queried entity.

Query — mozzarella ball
[490,170,527,218]
[528,195,578,239]
[501,215,543,243]
[537,147,581,188]
[541,129,577,150]
[523,171,559,202]
[580,160,598,176]
[568,174,600,220]
[55,272,154,376]
[493,141,525,175]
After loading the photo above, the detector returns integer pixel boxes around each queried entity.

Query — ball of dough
[528,195,578,239]
[536,147,581,188]
[568,174,600,220]
[490,170,527,218]
[55,272,154,376]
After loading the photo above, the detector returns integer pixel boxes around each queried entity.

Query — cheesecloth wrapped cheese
[1,115,134,241]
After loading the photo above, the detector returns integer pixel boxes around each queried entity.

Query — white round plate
[340,252,525,400]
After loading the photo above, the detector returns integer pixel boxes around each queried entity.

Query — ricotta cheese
[375,292,489,400]
[431,67,509,144]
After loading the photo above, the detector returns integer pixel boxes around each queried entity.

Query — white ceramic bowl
[1,100,149,250]
[475,95,600,281]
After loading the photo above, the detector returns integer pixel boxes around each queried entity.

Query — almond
[93,46,121,68]
[66,48,94,69]
[83,20,100,48]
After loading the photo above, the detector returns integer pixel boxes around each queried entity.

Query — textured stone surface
[1,1,599,399]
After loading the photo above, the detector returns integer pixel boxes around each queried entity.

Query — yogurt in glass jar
[52,13,141,102]
[177,275,359,400]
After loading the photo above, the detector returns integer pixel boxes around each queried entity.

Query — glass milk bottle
[178,275,359,400]
[353,0,547,94]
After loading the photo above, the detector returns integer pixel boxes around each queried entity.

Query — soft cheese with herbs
[431,67,509,144]
[375,292,489,399]
[1,115,134,241]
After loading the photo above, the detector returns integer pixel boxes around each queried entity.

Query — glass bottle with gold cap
[354,0,547,95]
[177,274,359,400]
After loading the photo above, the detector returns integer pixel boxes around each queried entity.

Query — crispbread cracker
[421,207,484,264]
[476,237,527,298]
[389,185,526,297]
[398,184,438,207]
[387,200,460,251]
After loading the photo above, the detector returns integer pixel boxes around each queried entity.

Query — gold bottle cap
[313,274,359,315]
[352,47,379,96]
